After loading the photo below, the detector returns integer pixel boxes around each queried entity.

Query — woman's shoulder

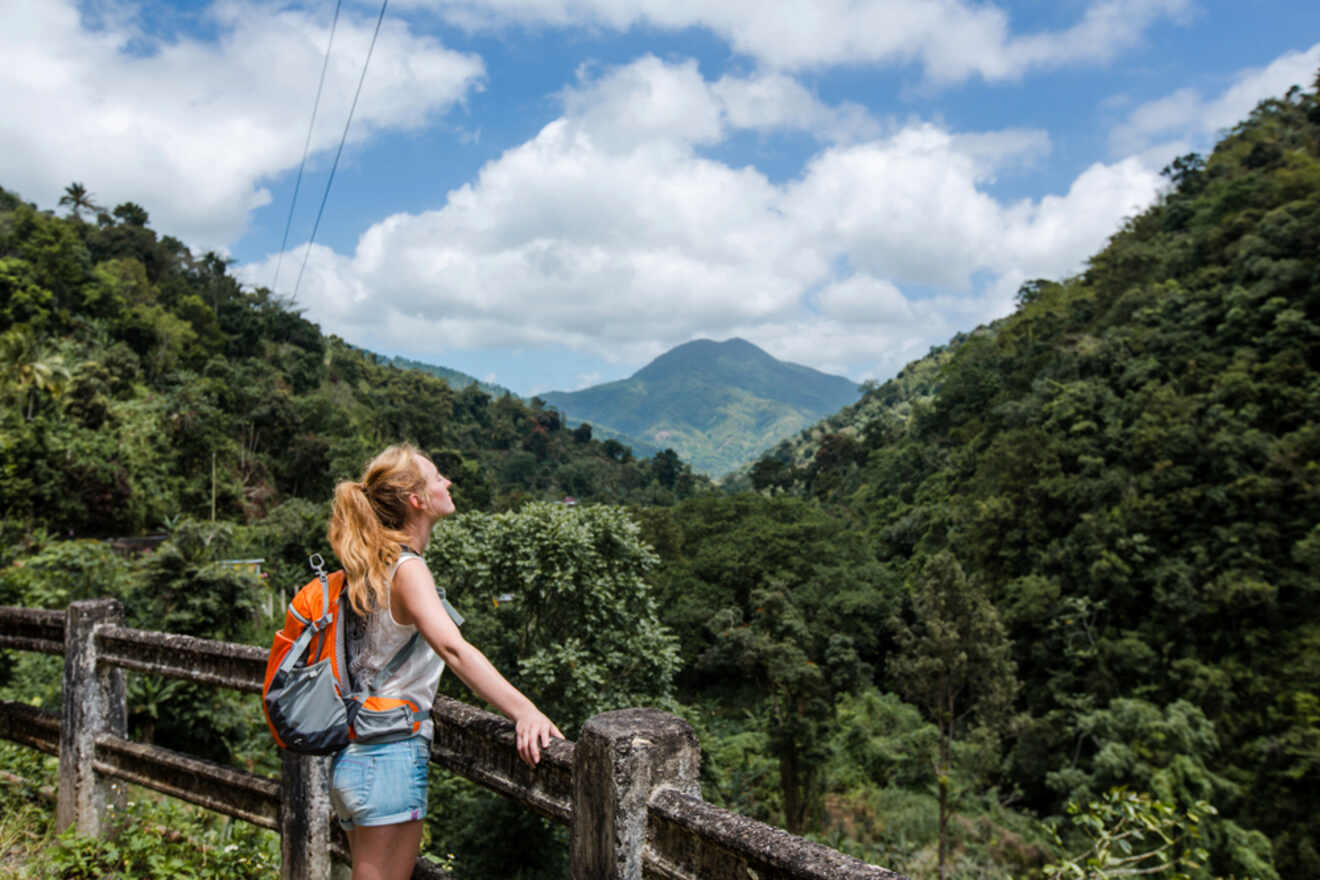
[390,547,427,576]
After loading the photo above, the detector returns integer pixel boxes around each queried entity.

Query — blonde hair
[328,443,428,615]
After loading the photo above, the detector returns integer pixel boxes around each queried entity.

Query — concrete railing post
[571,708,701,880]
[56,598,127,834]
[280,751,333,880]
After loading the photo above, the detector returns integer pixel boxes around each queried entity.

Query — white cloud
[816,276,912,323]
[1112,42,1320,157]
[998,0,1194,79]
[783,122,1110,292]
[950,129,1052,179]
[562,56,725,149]
[406,0,1189,81]
[560,56,884,147]
[239,55,1161,382]
[0,0,483,250]
[710,71,884,143]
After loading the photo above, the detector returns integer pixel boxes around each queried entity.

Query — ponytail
[327,444,427,615]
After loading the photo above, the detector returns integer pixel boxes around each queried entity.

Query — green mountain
[541,338,862,475]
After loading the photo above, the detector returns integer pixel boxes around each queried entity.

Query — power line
[272,0,343,297]
[291,0,389,304]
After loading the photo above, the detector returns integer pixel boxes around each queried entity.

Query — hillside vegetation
[725,72,1320,876]
[0,188,709,539]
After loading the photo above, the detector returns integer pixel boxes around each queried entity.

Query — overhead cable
[272,0,344,297]
[292,0,390,305]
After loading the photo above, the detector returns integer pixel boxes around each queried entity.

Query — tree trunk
[938,768,949,880]
[781,739,803,834]
[938,697,952,880]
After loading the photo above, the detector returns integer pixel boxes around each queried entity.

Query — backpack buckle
[309,554,333,629]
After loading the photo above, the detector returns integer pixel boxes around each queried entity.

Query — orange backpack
[262,554,427,754]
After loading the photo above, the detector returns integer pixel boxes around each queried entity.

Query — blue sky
[4,1,1319,395]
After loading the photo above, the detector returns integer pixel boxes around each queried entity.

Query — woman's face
[415,455,456,519]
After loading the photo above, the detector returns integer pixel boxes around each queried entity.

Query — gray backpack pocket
[352,701,425,744]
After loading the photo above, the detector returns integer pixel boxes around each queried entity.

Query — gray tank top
[348,550,446,741]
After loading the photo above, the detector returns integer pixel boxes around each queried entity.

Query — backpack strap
[367,631,421,694]
[437,587,464,628]
[277,624,318,677]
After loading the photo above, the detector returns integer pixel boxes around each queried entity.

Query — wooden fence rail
[0,600,906,880]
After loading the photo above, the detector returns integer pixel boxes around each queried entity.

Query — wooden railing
[0,600,907,880]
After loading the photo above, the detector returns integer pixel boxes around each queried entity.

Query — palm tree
[0,327,72,420]
[58,181,102,220]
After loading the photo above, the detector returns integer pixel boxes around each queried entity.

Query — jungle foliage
[728,72,1320,877]
[0,187,708,534]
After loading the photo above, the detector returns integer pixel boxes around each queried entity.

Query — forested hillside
[0,187,707,539]
[717,74,1320,876]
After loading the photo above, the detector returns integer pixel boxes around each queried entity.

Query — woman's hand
[515,708,564,767]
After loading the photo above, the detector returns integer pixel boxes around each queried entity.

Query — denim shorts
[329,736,430,830]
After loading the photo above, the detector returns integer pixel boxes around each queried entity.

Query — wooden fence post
[56,598,127,835]
[280,751,333,880]
[571,708,701,880]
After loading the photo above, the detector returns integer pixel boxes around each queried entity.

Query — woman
[327,443,562,880]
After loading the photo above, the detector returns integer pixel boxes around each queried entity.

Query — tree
[57,181,101,219]
[888,551,1019,880]
[1043,788,1214,880]
[601,438,630,462]
[427,501,679,731]
[749,455,792,491]
[0,327,71,420]
[0,257,54,328]
[1160,153,1207,194]
[702,584,838,833]
[1045,698,1280,880]
[424,502,680,877]
[112,201,150,227]
[652,448,682,489]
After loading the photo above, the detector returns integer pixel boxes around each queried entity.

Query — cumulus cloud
[405,0,1189,81]
[816,276,913,324]
[238,55,1161,382]
[560,57,883,147]
[710,71,884,143]
[0,0,483,250]
[1111,42,1320,157]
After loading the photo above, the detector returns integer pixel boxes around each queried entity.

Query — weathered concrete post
[571,708,701,880]
[280,751,333,880]
[56,598,127,834]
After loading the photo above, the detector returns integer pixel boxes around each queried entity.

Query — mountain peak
[632,337,776,382]
[543,338,860,475]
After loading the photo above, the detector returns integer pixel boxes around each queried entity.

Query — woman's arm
[391,558,563,766]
